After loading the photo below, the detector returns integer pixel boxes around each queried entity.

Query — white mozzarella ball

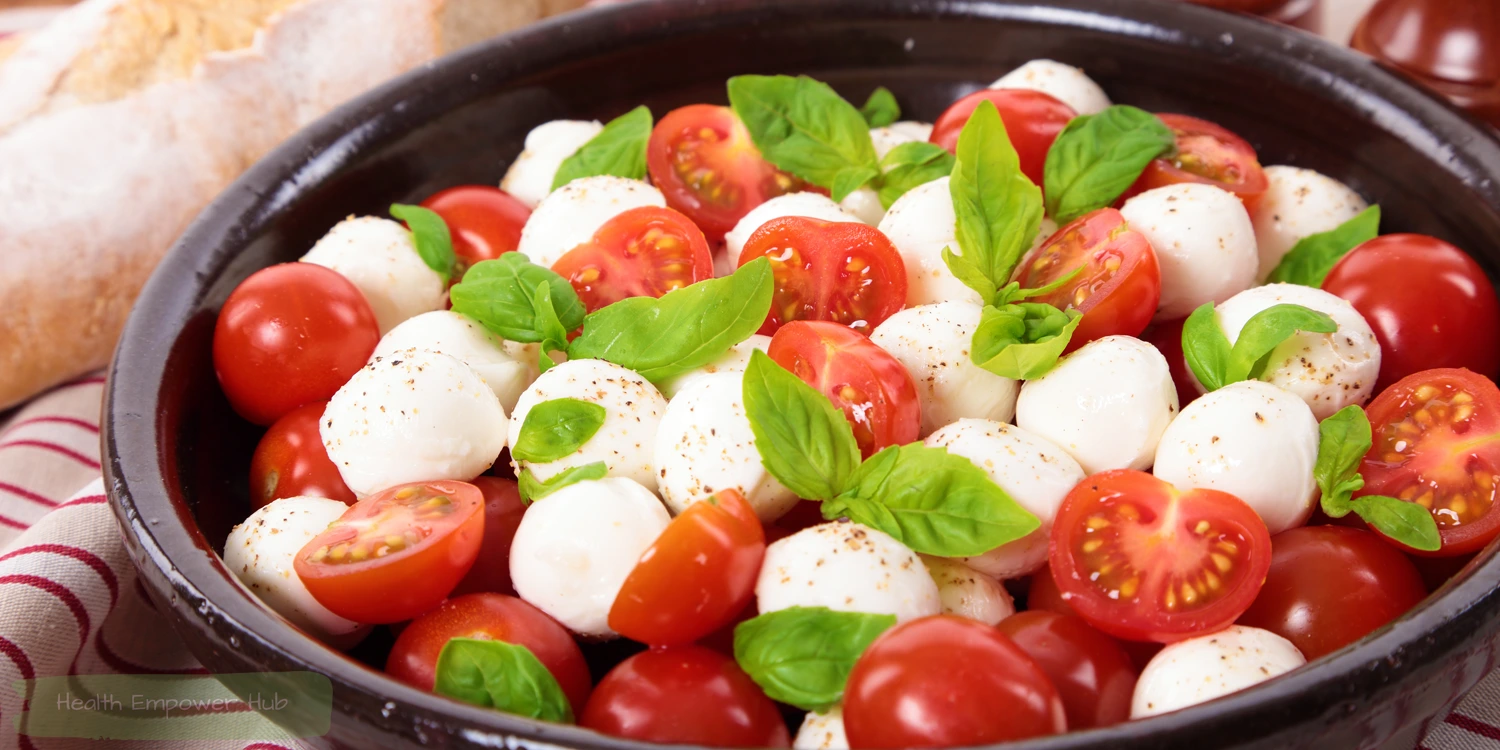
[1120,184,1259,322]
[990,59,1111,115]
[1153,381,1319,534]
[508,358,667,491]
[1030,216,1059,253]
[658,335,770,399]
[924,420,1085,579]
[322,349,508,496]
[724,192,860,258]
[871,303,1018,436]
[920,556,1015,625]
[1015,336,1178,475]
[757,520,940,623]
[877,177,983,307]
[516,176,666,269]
[1132,625,1305,718]
[301,216,446,334]
[1253,166,1369,278]
[839,186,886,225]
[500,119,604,208]
[223,497,367,646]
[1214,283,1381,419]
[795,707,849,750]
[372,310,536,413]
[654,372,798,522]
[508,477,670,638]
[870,121,934,160]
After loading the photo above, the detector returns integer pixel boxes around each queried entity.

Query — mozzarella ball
[508,358,667,491]
[795,707,849,750]
[500,119,604,208]
[839,186,886,225]
[1016,336,1178,475]
[372,311,535,413]
[658,334,770,399]
[877,177,982,307]
[508,477,670,637]
[1120,184,1259,322]
[871,303,1017,435]
[322,349,508,496]
[301,216,446,334]
[725,192,860,258]
[920,556,1015,625]
[1214,283,1381,419]
[1153,381,1319,534]
[990,59,1111,115]
[1132,625,1305,718]
[516,176,665,269]
[224,497,367,647]
[757,520,940,622]
[924,420,1085,579]
[870,121,934,160]
[1253,166,1369,278]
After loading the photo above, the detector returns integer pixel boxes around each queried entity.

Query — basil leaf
[993,266,1086,306]
[450,254,586,343]
[969,302,1082,380]
[878,142,955,209]
[859,86,900,128]
[742,350,861,501]
[513,398,607,463]
[567,258,774,383]
[551,106,653,190]
[833,165,881,203]
[1225,303,1338,383]
[948,99,1044,298]
[530,281,571,372]
[433,638,574,722]
[941,247,998,306]
[728,74,880,201]
[1181,302,1231,392]
[390,203,457,282]
[1265,205,1381,287]
[733,607,895,711]
[1042,106,1176,223]
[1314,405,1373,517]
[518,462,608,505]
[1349,494,1442,552]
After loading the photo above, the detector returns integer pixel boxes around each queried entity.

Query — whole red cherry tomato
[996,610,1138,729]
[929,89,1076,185]
[249,400,354,509]
[449,477,527,597]
[419,185,530,275]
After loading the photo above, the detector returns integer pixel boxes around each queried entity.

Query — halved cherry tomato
[929,89,1076,186]
[449,477,527,597]
[1049,470,1273,643]
[385,593,592,715]
[609,489,766,646]
[419,185,530,276]
[1026,566,1163,671]
[768,320,920,457]
[1140,318,1198,410]
[1121,113,1268,209]
[647,104,805,243]
[552,206,714,312]
[1359,368,1500,556]
[1013,207,1160,351]
[996,610,1138,730]
[739,217,907,335]
[294,480,484,623]
[249,400,354,510]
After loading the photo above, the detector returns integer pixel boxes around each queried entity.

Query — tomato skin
[552,206,714,313]
[213,263,380,425]
[419,185,530,272]
[929,89,1076,185]
[580,645,789,748]
[1026,567,1163,672]
[1237,526,1426,660]
[1140,318,1198,410]
[739,217,908,336]
[996,610,1138,729]
[1123,114,1268,209]
[449,477,526,597]
[385,593,592,715]
[844,615,1065,748]
[248,401,355,510]
[1322,234,1500,393]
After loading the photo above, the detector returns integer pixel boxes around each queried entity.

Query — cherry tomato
[449,477,526,597]
[1409,551,1476,593]
[929,89,1076,186]
[844,615,1065,748]
[1140,318,1198,409]
[1359,368,1500,556]
[213,263,380,425]
[385,593,592,714]
[1049,469,1273,643]
[1122,114,1268,209]
[609,489,766,646]
[1237,526,1425,660]
[1026,567,1163,672]
[738,217,907,336]
[580,645,789,748]
[419,185,530,275]
[552,206,714,313]
[1322,234,1500,393]
[1013,208,1160,351]
[768,320,920,457]
[996,610,1137,729]
[294,480,484,623]
[248,401,355,510]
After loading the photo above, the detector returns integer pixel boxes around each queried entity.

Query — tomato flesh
[419,185,530,276]
[1123,114,1268,209]
[249,400,355,509]
[929,89,1076,186]
[739,216,907,336]
[449,477,527,597]
[552,205,714,312]
[996,610,1138,729]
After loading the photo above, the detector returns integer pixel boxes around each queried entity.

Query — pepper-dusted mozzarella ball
[1213,283,1381,419]
[756,520,941,623]
[724,192,860,258]
[1153,380,1319,534]
[508,358,668,491]
[795,706,849,750]
[990,59,1111,116]
[508,477,671,638]
[877,177,982,307]
[869,121,935,159]
[1252,166,1369,278]
[920,555,1016,626]
[515,176,666,269]
[1015,336,1178,475]
[500,119,604,208]
[657,334,770,399]
[923,419,1085,579]
[654,372,798,522]
[840,186,886,226]
[372,311,536,413]
[1119,184,1259,322]
[300,216,447,334]
[871,303,1019,435]
[1131,625,1305,719]
[223,496,368,647]
[322,349,508,496]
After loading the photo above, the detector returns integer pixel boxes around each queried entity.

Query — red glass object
[1183,0,1323,33]
[1352,0,1500,127]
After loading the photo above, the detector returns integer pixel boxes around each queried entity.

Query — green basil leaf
[948,99,1044,297]
[433,638,574,722]
[1181,302,1231,392]
[832,165,881,203]
[567,258,774,383]
[1349,494,1442,552]
[728,75,880,199]
[450,254,586,343]
[1225,303,1338,383]
[733,607,895,711]
[1042,106,1176,223]
[877,142,955,209]
[390,203,457,282]
[859,86,900,128]
[970,302,1082,380]
[1314,405,1373,518]
[551,106,653,190]
[742,350,861,501]
[513,398,607,463]
[1000,265,1085,306]
[1265,205,1381,287]
[820,492,900,531]
[940,246,998,306]
[518,462,609,505]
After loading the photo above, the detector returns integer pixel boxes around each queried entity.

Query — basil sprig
[512,398,606,463]
[877,142,955,209]
[729,75,881,202]
[1313,405,1441,551]
[450,253,584,371]
[1182,301,1338,392]
[733,607,895,711]
[1265,205,1381,287]
[390,203,457,282]
[859,87,900,128]
[518,462,608,505]
[433,638,574,722]
[551,106,653,190]
[970,303,1084,380]
[742,350,862,501]
[1042,105,1175,223]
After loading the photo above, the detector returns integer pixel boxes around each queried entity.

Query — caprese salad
[215,58,1500,747]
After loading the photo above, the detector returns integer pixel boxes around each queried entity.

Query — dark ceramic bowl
[104,0,1500,748]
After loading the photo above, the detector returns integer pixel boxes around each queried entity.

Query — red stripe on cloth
[1447,713,1500,742]
[0,544,118,606]
[94,632,209,676]
[244,744,296,750]
[0,634,39,750]
[0,481,59,509]
[1,416,99,436]
[0,575,91,673]
[0,439,101,469]
[60,493,106,508]
[0,512,30,530]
